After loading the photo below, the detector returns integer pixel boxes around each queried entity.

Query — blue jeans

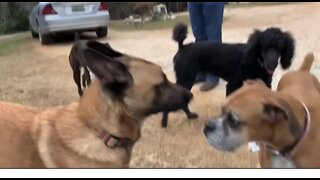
[188,2,224,84]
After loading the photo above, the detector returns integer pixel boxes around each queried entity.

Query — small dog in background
[160,23,295,128]
[69,33,122,96]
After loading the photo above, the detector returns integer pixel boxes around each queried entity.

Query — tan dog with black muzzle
[0,41,193,168]
[204,53,320,168]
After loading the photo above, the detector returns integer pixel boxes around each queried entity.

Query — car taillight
[42,4,57,16]
[99,2,108,11]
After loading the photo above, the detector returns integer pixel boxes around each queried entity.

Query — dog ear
[280,32,295,69]
[263,103,287,123]
[247,30,262,53]
[263,98,302,139]
[83,48,133,95]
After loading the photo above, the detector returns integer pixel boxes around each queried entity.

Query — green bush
[0,20,18,34]
[0,24,5,34]
[0,3,30,35]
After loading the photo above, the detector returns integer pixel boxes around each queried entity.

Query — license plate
[72,5,85,12]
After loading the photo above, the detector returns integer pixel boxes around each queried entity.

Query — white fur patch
[248,142,261,153]
[271,154,296,168]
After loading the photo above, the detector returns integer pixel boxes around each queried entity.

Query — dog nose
[204,120,217,134]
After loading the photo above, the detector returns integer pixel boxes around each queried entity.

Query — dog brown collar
[268,101,311,157]
[98,130,133,149]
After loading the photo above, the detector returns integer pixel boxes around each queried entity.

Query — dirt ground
[1,2,320,168]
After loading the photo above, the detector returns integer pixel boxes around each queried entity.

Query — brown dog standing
[204,53,320,168]
[69,33,91,96]
[69,33,120,96]
[0,42,193,168]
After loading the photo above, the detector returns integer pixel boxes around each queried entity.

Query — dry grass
[130,91,259,168]
[0,2,319,168]
[0,33,29,56]
[0,35,78,108]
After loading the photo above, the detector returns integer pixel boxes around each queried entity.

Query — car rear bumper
[38,12,110,34]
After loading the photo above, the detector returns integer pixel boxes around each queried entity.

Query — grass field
[0,33,29,56]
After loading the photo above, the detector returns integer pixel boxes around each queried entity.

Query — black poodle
[161,23,295,128]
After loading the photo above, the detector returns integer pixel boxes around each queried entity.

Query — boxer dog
[204,53,320,168]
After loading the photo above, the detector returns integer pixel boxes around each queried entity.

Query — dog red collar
[98,131,132,149]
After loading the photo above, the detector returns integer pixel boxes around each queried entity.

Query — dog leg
[82,67,92,90]
[182,106,198,119]
[161,107,197,128]
[161,77,197,128]
[161,111,169,128]
[84,67,92,86]
[82,73,87,88]
[73,70,83,96]
[181,82,198,120]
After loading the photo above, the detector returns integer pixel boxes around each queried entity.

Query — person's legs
[203,2,224,42]
[188,2,207,83]
[200,2,225,91]
[188,2,207,42]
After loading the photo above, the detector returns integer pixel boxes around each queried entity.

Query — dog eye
[221,106,232,115]
[227,113,242,129]
[228,119,241,129]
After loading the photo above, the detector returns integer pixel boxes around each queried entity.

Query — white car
[29,2,110,45]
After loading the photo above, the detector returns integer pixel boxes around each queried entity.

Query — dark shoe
[200,82,219,92]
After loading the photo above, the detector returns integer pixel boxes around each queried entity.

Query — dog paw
[188,113,198,119]
[161,121,168,128]
[161,124,168,128]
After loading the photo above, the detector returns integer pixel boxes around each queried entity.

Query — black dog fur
[161,23,295,128]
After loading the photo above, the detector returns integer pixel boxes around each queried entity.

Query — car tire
[96,27,108,38]
[39,32,52,45]
[31,29,38,39]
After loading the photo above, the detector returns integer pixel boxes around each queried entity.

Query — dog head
[204,81,301,152]
[247,27,295,75]
[82,42,193,119]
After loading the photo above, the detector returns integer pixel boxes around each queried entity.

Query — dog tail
[172,23,188,49]
[299,52,315,72]
[74,32,80,42]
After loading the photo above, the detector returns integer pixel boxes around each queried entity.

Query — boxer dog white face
[203,81,291,152]
[204,108,248,152]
